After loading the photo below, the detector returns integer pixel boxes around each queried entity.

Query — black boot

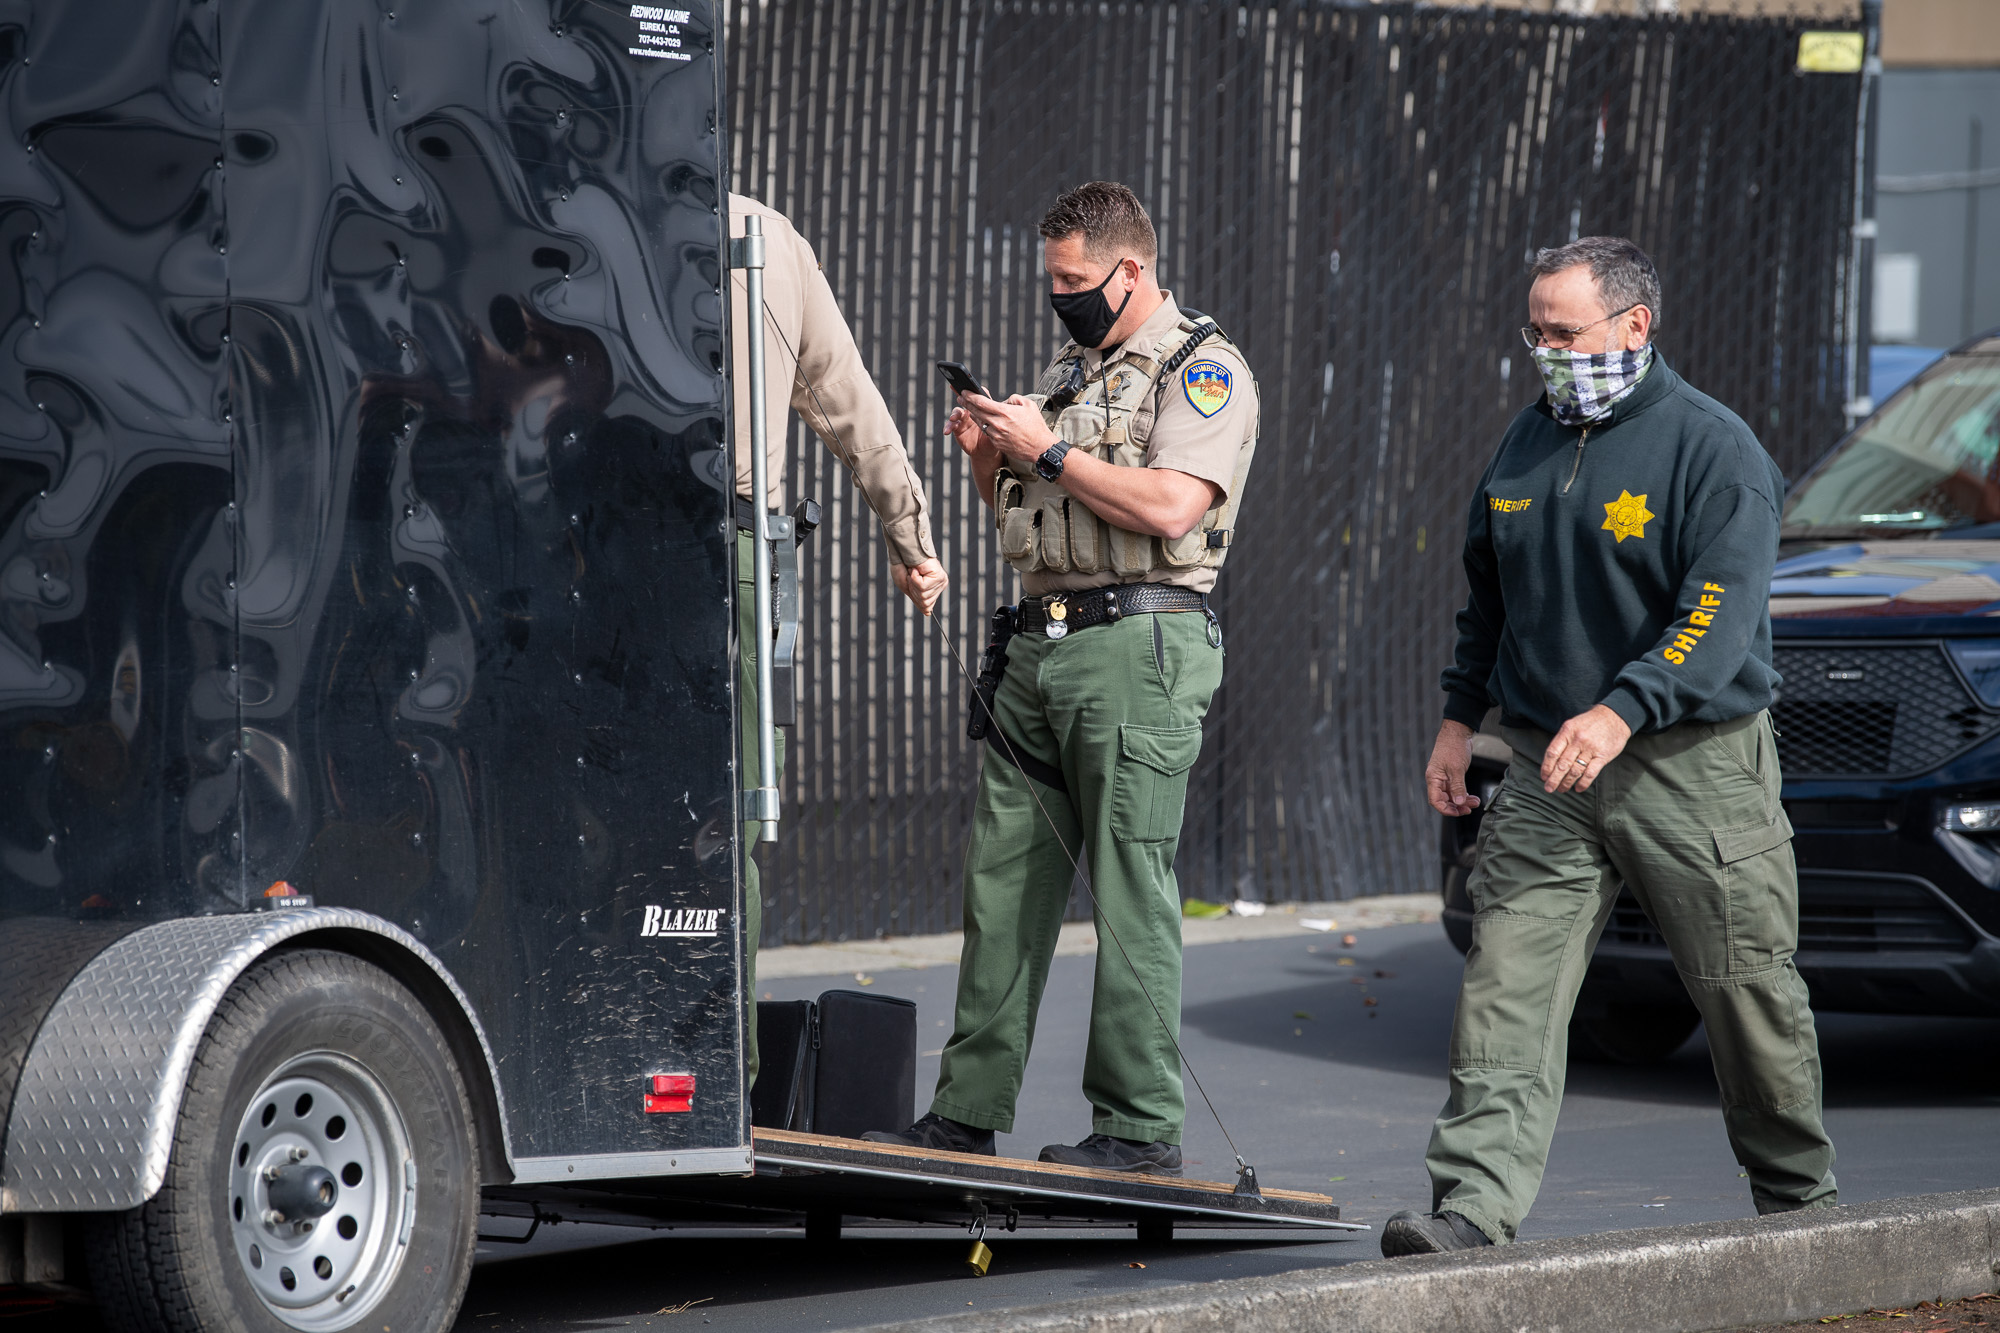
[860,1111,995,1155]
[1380,1209,1494,1257]
[1037,1134,1183,1176]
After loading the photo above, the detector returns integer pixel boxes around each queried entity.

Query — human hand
[1539,704,1632,794]
[959,391,1058,466]
[945,403,986,459]
[892,558,949,616]
[1425,721,1482,816]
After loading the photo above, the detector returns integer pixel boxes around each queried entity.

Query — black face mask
[1049,259,1135,349]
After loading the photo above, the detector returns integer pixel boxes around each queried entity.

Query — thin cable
[752,299,1254,1180]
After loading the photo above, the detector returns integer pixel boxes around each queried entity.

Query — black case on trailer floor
[751,990,915,1138]
[750,1000,815,1132]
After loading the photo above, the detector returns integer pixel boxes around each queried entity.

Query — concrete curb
[757,894,1442,979]
[854,1189,2000,1333]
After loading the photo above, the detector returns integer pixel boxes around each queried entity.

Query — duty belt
[1015,583,1210,638]
[735,496,822,727]
[735,495,823,541]
[971,585,1220,794]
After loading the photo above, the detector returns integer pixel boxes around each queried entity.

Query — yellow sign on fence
[1797,31,1865,74]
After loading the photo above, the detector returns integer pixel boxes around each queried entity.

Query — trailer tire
[89,948,479,1333]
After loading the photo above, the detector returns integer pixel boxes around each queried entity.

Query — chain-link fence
[724,0,1864,945]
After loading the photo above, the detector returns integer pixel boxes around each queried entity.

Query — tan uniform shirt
[728,194,936,566]
[1021,292,1258,597]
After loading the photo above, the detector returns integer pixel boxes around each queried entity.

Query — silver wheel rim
[226,1053,413,1331]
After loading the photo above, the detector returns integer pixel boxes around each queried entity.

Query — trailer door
[214,0,745,1171]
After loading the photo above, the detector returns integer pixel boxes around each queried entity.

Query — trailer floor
[475,1127,1351,1249]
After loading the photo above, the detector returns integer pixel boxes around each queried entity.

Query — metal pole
[1845,0,1883,427]
[1964,118,1982,342]
[740,215,780,843]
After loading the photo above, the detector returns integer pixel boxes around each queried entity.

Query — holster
[966,604,1016,741]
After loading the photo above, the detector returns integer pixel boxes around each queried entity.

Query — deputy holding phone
[866,181,1260,1172]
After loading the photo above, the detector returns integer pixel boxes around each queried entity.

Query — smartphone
[936,360,990,399]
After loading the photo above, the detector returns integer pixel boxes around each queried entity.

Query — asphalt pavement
[450,918,2000,1332]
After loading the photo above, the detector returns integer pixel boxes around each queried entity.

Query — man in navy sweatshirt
[1382,237,1837,1257]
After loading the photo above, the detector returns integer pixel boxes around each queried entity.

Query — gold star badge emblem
[1602,490,1655,543]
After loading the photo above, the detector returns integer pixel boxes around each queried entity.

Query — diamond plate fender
[0,909,511,1213]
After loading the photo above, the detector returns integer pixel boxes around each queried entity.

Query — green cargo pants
[737,529,785,1090]
[1427,710,1837,1243]
[929,608,1223,1145]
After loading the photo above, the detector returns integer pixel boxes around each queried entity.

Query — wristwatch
[1034,440,1071,481]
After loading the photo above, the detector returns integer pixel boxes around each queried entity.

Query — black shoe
[860,1112,995,1156]
[1037,1133,1183,1176]
[1379,1209,1494,1257]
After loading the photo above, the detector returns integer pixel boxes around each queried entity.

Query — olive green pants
[1428,710,1837,1243]
[737,530,785,1090]
[930,610,1223,1144]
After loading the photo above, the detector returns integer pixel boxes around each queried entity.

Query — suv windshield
[1783,339,2000,540]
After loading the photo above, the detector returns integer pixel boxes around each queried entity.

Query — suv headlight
[1943,801,2000,833]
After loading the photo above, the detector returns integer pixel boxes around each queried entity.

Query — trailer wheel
[90,949,478,1333]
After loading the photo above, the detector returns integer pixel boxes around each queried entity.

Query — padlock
[965,1238,993,1277]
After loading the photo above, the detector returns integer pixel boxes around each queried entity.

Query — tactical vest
[994,314,1256,579]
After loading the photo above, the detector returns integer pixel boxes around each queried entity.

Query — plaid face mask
[1531,343,1654,426]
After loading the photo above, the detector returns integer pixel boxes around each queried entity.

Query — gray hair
[1530,237,1662,329]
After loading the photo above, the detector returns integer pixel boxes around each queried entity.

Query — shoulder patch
[1182,359,1232,418]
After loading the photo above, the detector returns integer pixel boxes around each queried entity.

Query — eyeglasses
[1521,304,1639,351]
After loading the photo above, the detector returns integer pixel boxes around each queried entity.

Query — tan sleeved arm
[789,249,937,565]
[1144,341,1258,501]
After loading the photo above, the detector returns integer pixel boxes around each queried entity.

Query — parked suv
[1442,331,2000,1063]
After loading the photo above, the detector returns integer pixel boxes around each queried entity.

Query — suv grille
[1602,875,1976,955]
[1770,643,2000,778]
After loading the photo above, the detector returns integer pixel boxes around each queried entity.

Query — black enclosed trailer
[0,3,1353,1328]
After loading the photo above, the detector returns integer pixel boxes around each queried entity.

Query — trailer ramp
[481,1130,1365,1244]
[740,1129,1362,1235]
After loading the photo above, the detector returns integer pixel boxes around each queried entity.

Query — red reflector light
[643,1073,694,1113]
